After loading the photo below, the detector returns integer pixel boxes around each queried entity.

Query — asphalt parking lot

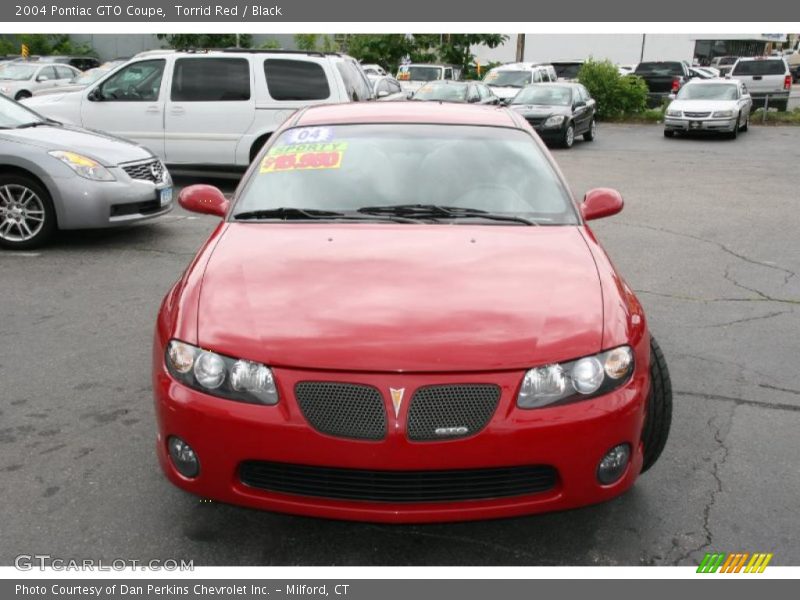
[1,123,798,567]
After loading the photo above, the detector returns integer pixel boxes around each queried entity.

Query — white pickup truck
[729,56,792,112]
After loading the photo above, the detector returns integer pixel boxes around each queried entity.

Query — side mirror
[581,188,624,221]
[406,91,414,100]
[87,87,103,101]
[668,93,677,100]
[178,184,229,218]
[37,75,49,82]
[573,100,586,109]
[376,90,389,98]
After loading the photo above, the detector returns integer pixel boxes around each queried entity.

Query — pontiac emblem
[389,388,405,417]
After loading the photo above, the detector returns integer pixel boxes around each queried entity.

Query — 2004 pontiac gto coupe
[153,102,672,523]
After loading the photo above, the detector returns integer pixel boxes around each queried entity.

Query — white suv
[728,56,792,112]
[24,50,373,167]
[483,62,558,102]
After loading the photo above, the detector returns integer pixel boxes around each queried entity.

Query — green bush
[578,59,648,120]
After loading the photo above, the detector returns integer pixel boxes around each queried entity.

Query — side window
[376,79,390,95]
[38,66,57,81]
[467,85,480,103]
[171,58,250,102]
[95,59,166,102]
[532,70,543,83]
[477,84,491,100]
[741,83,748,95]
[335,61,371,102]
[444,68,453,80]
[264,59,330,101]
[388,79,401,93]
[56,66,75,80]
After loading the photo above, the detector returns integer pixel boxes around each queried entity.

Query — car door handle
[145,105,160,113]
[169,106,185,115]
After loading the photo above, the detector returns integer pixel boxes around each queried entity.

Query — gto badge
[389,388,405,417]
[435,426,469,437]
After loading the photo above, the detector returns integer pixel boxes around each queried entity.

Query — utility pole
[640,34,646,62]
[515,34,525,62]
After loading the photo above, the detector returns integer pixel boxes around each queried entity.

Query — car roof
[493,62,552,71]
[683,78,739,85]
[294,102,519,129]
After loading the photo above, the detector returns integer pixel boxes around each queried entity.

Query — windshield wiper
[14,121,48,129]
[357,204,538,225]
[232,207,417,223]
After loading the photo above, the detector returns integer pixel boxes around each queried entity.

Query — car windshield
[511,85,573,106]
[732,60,786,76]
[0,94,45,127]
[677,83,738,100]
[398,66,441,81]
[552,63,582,79]
[72,68,109,85]
[0,64,37,80]
[719,57,738,65]
[413,82,467,102]
[484,70,532,87]
[634,62,684,76]
[234,124,578,225]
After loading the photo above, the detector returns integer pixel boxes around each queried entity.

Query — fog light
[597,443,631,485]
[168,436,199,478]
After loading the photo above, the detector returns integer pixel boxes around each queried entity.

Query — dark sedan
[410,80,500,105]
[508,83,597,148]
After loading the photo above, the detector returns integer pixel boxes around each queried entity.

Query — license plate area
[159,187,173,207]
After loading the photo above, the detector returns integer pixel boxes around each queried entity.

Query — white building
[473,33,788,67]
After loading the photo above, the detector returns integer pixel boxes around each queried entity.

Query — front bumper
[51,162,173,230]
[152,343,650,523]
[664,115,738,133]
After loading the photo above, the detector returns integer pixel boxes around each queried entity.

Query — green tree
[578,59,648,119]
[156,34,253,50]
[0,34,95,57]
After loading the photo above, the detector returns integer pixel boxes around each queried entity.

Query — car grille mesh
[526,117,545,127]
[295,382,387,440]
[407,384,500,441]
[238,461,558,503]
[683,111,711,118]
[122,159,165,183]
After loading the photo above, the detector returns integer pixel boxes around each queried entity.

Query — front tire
[0,174,57,250]
[561,123,575,148]
[728,117,739,140]
[741,112,749,132]
[583,119,597,141]
[640,336,672,473]
[663,129,675,138]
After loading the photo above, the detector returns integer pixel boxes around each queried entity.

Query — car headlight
[165,340,279,405]
[517,345,634,409]
[665,109,682,117]
[543,115,566,127]
[48,151,115,181]
[0,86,9,94]
[712,110,734,118]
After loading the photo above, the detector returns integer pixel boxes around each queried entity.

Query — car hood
[511,104,572,118]
[0,123,151,165]
[196,224,604,372]
[669,99,738,113]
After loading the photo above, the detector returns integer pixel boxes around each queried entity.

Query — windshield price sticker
[260,142,348,174]
[284,127,334,145]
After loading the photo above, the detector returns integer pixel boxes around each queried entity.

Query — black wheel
[640,336,672,473]
[728,117,739,139]
[663,129,674,138]
[0,174,57,250]
[741,112,749,132]
[583,119,596,141]
[14,90,32,101]
[561,123,575,148]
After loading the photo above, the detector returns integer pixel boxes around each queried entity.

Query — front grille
[683,111,711,118]
[239,461,558,503]
[122,159,165,183]
[295,382,387,441]
[110,198,161,217]
[407,384,500,441]
[526,117,545,127]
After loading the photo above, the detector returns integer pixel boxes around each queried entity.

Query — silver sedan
[664,79,752,139]
[0,94,172,249]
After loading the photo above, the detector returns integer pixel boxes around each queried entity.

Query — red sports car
[153,102,672,523]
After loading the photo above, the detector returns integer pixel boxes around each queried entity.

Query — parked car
[710,56,739,77]
[483,62,557,102]
[663,79,752,139]
[24,50,374,167]
[31,65,115,97]
[154,101,672,523]
[361,63,387,78]
[371,75,406,101]
[0,94,172,249]
[551,61,584,81]
[728,56,792,112]
[688,66,717,79]
[0,62,81,100]
[410,80,500,105]
[37,55,101,72]
[396,63,459,93]
[508,82,596,148]
[632,61,693,107]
